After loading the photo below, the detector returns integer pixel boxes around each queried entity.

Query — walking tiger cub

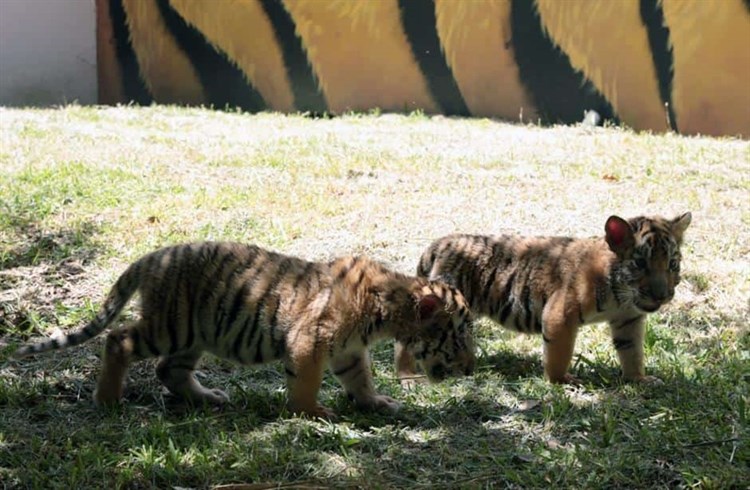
[395,213,691,386]
[14,242,476,419]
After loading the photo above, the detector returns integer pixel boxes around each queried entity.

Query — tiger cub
[14,242,476,419]
[395,213,691,386]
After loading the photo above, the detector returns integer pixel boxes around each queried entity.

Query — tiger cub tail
[13,260,142,358]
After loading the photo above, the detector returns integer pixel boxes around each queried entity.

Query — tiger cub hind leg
[331,352,401,413]
[156,352,229,405]
[94,323,142,406]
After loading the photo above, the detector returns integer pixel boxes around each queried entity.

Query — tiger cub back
[14,242,476,419]
[396,213,691,385]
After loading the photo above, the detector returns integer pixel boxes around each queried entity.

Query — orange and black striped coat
[15,242,475,419]
[395,213,691,385]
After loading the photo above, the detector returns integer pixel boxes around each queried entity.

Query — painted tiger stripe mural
[509,0,617,125]
[122,0,206,105]
[282,0,436,114]
[662,0,750,137]
[168,0,295,111]
[97,0,750,137]
[534,0,670,131]
[433,0,537,120]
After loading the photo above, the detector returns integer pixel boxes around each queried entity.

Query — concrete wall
[0,0,97,106]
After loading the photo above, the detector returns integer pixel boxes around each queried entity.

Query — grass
[0,105,748,489]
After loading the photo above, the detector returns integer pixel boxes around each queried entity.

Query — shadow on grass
[0,219,104,337]
[482,347,544,380]
[2,308,747,488]
[0,220,101,270]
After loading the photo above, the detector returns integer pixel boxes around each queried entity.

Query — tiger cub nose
[650,287,670,302]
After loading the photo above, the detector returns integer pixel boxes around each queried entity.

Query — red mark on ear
[418,294,443,319]
[605,216,633,252]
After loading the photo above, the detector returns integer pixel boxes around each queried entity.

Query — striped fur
[14,242,475,418]
[396,213,691,385]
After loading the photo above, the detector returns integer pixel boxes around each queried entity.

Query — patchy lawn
[0,105,748,489]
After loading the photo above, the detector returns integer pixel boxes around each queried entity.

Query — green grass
[1,105,748,489]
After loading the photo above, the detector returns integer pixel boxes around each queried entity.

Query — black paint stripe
[109,0,153,104]
[398,0,470,116]
[640,0,678,132]
[156,0,266,112]
[510,0,618,124]
[259,0,328,114]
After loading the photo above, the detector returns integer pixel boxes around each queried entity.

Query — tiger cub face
[407,283,476,382]
[605,212,692,313]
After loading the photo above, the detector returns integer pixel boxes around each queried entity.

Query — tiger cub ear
[670,212,692,242]
[414,293,447,338]
[416,294,445,321]
[605,215,635,255]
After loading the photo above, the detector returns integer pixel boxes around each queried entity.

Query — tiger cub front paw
[358,394,402,413]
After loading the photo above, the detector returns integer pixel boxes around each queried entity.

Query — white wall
[0,0,97,106]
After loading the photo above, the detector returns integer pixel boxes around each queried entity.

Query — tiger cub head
[605,212,692,313]
[403,281,476,382]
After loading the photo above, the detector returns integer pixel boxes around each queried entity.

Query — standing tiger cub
[395,213,691,386]
[14,242,475,419]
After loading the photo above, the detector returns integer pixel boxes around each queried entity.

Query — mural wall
[97,0,750,138]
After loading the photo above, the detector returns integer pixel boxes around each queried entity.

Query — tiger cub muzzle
[409,297,476,383]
